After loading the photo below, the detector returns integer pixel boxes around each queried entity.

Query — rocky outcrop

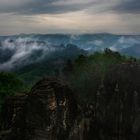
[94,62,140,140]
[0,93,27,139]
[2,77,94,140]
[1,94,27,128]
[1,62,140,140]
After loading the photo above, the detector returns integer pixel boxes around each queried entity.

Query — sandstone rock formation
[1,94,27,130]
[1,77,94,140]
[95,62,140,140]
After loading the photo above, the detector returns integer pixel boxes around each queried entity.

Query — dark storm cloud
[0,0,94,15]
[0,0,139,15]
[112,0,140,14]
[0,0,51,13]
[21,2,94,15]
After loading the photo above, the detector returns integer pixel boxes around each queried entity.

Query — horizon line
[0,32,140,37]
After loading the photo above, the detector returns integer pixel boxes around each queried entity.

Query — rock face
[94,62,140,140]
[3,77,82,140]
[1,94,27,130]
[2,77,95,140]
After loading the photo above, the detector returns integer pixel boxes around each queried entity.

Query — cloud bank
[0,0,139,15]
[112,0,140,14]
[0,0,139,35]
[0,37,60,70]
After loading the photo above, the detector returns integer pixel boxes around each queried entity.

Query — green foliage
[67,49,131,102]
[0,72,25,108]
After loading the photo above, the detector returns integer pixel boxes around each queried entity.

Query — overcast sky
[0,0,140,35]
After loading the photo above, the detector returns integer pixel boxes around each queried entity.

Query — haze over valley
[0,33,140,71]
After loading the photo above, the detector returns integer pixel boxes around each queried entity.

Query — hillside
[0,51,140,140]
[0,38,140,140]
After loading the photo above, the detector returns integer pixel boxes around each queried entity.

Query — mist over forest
[0,33,140,71]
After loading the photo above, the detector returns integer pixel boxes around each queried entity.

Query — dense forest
[0,48,140,140]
